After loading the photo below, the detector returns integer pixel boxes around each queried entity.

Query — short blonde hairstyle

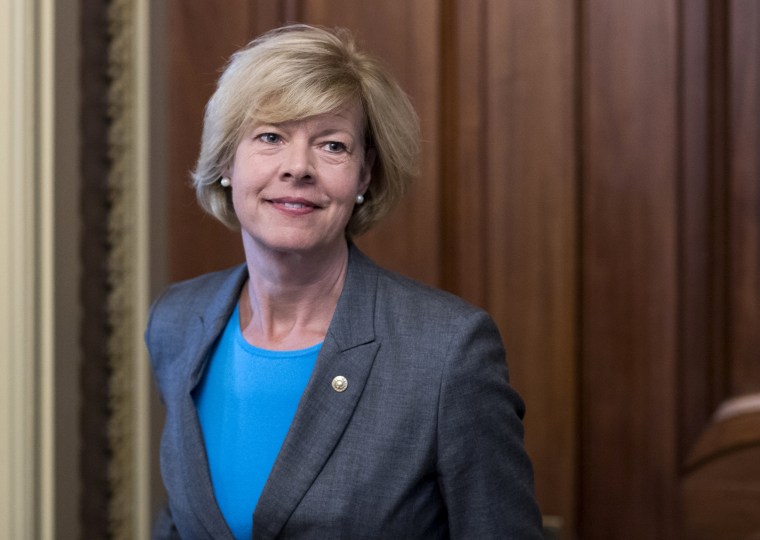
[192,24,420,236]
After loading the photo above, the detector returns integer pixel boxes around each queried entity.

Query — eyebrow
[313,127,355,138]
[251,119,359,141]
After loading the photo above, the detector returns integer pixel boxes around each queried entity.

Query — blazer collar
[321,244,378,350]
[192,242,378,360]
[175,265,248,539]
[252,244,381,539]
[179,245,382,539]
[187,264,249,390]
[182,244,380,394]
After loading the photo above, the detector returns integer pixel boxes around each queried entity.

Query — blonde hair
[192,24,420,236]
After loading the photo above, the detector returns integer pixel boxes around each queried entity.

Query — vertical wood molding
[0,1,42,537]
[106,0,153,537]
[0,0,81,538]
[50,0,82,537]
[134,0,153,535]
[728,0,760,393]
[79,0,114,536]
[679,3,760,537]
[679,0,760,456]
[707,0,731,410]
[439,0,488,305]
[679,0,713,461]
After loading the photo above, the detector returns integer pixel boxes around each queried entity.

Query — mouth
[267,197,322,214]
[268,197,320,207]
[280,201,312,209]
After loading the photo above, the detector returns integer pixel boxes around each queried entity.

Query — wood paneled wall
[581,1,680,537]
[164,1,760,538]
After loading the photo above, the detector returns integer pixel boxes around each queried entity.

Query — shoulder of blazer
[369,259,489,333]
[148,264,247,333]
[145,263,247,388]
[349,244,481,318]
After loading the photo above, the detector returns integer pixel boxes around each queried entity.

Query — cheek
[229,189,242,219]
[230,161,270,196]
[229,181,253,216]
[336,166,367,198]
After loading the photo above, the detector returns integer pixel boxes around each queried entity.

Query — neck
[239,237,350,350]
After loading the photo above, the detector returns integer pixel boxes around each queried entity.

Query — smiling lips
[268,197,322,216]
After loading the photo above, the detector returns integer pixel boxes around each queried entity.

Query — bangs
[245,75,363,127]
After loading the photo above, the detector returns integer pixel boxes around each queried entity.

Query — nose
[281,139,314,182]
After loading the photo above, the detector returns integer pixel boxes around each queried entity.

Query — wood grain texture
[678,2,760,538]
[679,0,713,465]
[682,412,760,540]
[581,0,679,537]
[439,0,487,306]
[482,1,578,530]
[728,0,760,394]
[167,0,249,282]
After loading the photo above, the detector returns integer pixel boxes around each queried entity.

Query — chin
[258,235,342,257]
[243,223,348,257]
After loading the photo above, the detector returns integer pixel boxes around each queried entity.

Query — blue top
[194,304,321,540]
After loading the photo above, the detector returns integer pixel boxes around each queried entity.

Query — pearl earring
[355,194,365,205]
[220,177,231,188]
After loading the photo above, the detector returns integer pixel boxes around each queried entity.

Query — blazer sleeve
[436,310,543,539]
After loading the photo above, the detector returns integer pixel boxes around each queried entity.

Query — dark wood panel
[682,411,760,539]
[581,1,679,538]
[728,0,760,394]
[482,1,578,530]
[678,3,760,536]
[247,2,293,32]
[706,1,733,411]
[679,0,714,465]
[439,0,487,306]
[167,0,251,282]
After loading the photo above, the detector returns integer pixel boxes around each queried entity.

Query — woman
[147,24,542,539]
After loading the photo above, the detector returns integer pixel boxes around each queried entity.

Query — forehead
[252,99,366,132]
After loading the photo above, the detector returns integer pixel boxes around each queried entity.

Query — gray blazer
[147,245,542,539]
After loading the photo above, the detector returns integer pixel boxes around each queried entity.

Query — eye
[323,141,348,153]
[258,133,281,144]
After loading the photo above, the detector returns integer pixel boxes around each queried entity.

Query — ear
[359,147,376,193]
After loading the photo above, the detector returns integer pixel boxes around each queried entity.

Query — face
[227,100,373,258]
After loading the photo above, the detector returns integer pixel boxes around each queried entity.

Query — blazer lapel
[253,246,381,539]
[178,265,249,539]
